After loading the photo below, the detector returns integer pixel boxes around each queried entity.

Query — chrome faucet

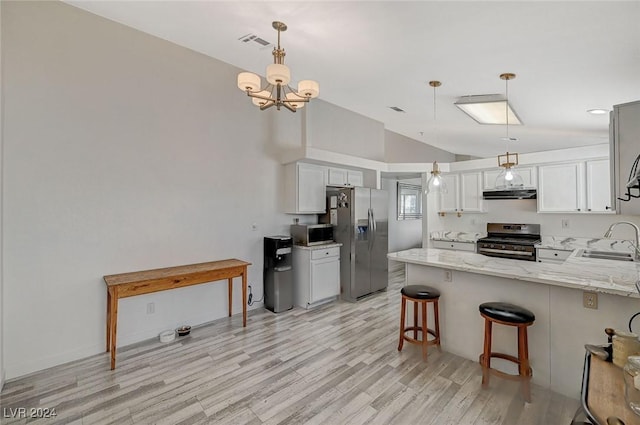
[603,221,640,259]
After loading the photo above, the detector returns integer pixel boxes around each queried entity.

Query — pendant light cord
[505,76,510,152]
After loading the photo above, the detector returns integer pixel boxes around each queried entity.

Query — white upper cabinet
[438,172,484,213]
[327,168,347,186]
[537,159,612,213]
[585,159,613,213]
[438,174,459,212]
[459,172,484,212]
[538,162,584,212]
[327,167,363,187]
[347,170,364,187]
[483,166,537,190]
[284,162,327,214]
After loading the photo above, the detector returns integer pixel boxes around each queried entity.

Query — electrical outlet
[562,219,570,229]
[583,291,598,309]
[444,270,452,282]
[146,302,155,314]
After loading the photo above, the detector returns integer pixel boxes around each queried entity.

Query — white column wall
[1,1,299,379]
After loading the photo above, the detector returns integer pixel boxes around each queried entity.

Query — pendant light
[495,73,524,189]
[425,81,447,194]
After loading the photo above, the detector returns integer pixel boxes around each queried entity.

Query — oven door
[477,242,536,261]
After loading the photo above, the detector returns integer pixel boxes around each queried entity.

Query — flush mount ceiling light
[237,21,319,112]
[587,109,609,115]
[495,73,524,189]
[425,81,447,195]
[455,94,522,125]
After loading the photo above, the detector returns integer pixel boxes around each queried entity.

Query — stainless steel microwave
[290,224,334,246]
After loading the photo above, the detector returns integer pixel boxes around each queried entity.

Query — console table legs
[107,286,118,370]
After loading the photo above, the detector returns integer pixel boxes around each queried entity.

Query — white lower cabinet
[293,246,341,308]
[432,240,476,252]
[536,248,572,264]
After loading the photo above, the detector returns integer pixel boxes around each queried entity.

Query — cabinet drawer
[311,247,340,260]
[432,240,476,252]
[536,248,572,261]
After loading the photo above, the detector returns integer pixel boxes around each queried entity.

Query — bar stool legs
[479,302,535,403]
[397,285,441,360]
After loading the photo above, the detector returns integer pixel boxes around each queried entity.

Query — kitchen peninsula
[388,248,640,398]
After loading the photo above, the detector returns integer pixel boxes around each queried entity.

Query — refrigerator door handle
[368,208,374,250]
[371,209,377,233]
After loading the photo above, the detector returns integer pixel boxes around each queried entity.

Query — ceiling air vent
[389,106,406,113]
[238,33,272,48]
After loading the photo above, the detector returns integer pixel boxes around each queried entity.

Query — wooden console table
[103,259,251,370]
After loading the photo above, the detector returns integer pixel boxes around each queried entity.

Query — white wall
[383,177,423,252]
[306,101,386,162]
[384,130,455,164]
[0,0,4,390]
[1,1,311,379]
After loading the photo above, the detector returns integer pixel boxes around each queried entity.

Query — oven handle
[478,248,534,256]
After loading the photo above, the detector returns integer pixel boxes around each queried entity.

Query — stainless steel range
[477,223,541,261]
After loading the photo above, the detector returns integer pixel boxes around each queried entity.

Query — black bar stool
[479,301,535,402]
[398,285,441,360]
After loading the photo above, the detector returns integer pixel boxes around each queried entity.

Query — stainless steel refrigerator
[324,187,388,302]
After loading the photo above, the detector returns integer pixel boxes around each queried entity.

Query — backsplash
[430,199,640,239]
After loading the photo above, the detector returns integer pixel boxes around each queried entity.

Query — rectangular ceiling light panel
[455,95,522,125]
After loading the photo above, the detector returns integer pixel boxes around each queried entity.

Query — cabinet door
[438,174,459,212]
[347,170,364,187]
[460,172,483,212]
[538,162,584,212]
[586,159,613,213]
[310,258,340,303]
[298,163,327,213]
[328,168,347,186]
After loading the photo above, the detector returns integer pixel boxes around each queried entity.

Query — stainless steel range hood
[483,188,537,200]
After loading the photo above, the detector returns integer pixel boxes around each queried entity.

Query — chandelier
[495,73,524,189]
[236,21,319,112]
[425,81,447,194]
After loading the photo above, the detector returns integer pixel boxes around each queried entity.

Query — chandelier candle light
[425,81,447,194]
[495,73,524,189]
[237,21,319,112]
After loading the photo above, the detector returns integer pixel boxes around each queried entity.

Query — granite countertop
[293,242,342,250]
[536,236,635,253]
[387,248,640,298]
[430,231,485,243]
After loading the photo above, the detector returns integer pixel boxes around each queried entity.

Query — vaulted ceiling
[66,1,640,158]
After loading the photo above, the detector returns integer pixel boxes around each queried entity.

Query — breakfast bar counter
[388,248,640,398]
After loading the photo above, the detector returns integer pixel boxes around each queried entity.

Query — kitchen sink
[577,249,637,262]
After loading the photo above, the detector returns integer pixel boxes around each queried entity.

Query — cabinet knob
[554,253,558,256]
[577,208,581,211]
[587,208,591,211]
[606,206,611,210]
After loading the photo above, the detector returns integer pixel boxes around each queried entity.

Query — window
[397,182,422,220]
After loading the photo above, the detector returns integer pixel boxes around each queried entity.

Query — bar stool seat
[479,301,535,402]
[398,285,441,360]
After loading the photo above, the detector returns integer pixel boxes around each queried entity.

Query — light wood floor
[1,266,579,425]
